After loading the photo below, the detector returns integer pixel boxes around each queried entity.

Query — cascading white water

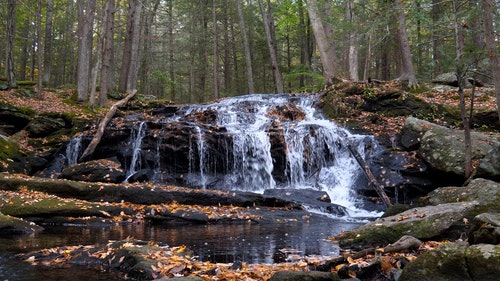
[177,94,381,217]
[65,134,83,166]
[124,121,146,182]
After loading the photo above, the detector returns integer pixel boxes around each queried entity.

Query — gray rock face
[476,141,500,180]
[338,201,478,249]
[399,242,500,281]
[469,213,500,245]
[427,178,500,216]
[401,117,500,179]
[419,126,497,176]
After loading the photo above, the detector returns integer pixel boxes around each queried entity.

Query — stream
[0,219,363,280]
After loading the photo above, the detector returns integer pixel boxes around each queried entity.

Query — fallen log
[79,89,137,161]
[347,143,392,207]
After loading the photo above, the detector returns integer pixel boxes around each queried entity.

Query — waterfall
[124,121,146,182]
[65,134,83,166]
[170,94,381,216]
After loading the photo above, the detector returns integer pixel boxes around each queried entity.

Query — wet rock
[468,213,500,245]
[0,211,43,235]
[269,270,340,281]
[337,202,478,249]
[60,159,125,183]
[263,188,347,216]
[399,242,472,281]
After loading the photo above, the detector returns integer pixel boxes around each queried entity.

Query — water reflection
[0,220,362,280]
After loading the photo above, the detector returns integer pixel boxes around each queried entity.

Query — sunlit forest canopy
[1,0,499,104]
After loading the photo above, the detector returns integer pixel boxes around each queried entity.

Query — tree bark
[80,90,138,161]
[76,0,96,102]
[393,0,417,88]
[42,0,54,86]
[99,0,115,107]
[119,0,143,93]
[306,0,337,86]
[212,0,219,100]
[237,0,255,94]
[258,0,284,93]
[6,0,17,88]
[36,0,43,97]
[483,0,500,124]
[345,0,358,81]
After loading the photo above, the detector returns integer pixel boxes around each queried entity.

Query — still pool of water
[0,219,362,280]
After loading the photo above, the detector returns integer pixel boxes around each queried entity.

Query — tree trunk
[453,0,471,178]
[36,0,43,97]
[76,0,96,102]
[306,0,337,86]
[212,0,219,100]
[431,0,444,77]
[6,0,17,88]
[345,0,358,81]
[237,0,255,94]
[119,0,143,93]
[42,0,54,86]
[393,0,417,88]
[99,0,115,107]
[167,0,176,101]
[483,0,500,124]
[258,0,284,93]
[80,90,137,161]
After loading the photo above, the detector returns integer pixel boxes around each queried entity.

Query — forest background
[1,0,500,117]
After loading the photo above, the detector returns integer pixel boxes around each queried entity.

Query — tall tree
[344,0,359,81]
[119,0,143,93]
[36,0,43,97]
[306,0,337,86]
[483,0,500,124]
[258,0,284,93]
[212,0,219,100]
[6,0,17,88]
[393,0,417,88]
[42,0,54,86]
[76,0,96,102]
[99,0,116,107]
[237,0,255,94]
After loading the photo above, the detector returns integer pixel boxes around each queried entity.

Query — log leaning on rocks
[79,90,137,161]
[347,143,392,207]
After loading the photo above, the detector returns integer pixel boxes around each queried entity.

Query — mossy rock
[337,202,478,249]
[0,211,43,234]
[0,135,27,173]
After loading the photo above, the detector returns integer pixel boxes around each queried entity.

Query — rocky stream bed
[1,83,499,280]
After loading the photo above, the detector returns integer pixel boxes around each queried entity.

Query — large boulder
[399,242,500,281]
[60,159,126,183]
[419,126,497,176]
[468,213,500,245]
[0,211,43,235]
[337,201,478,249]
[476,141,500,180]
[401,117,500,179]
[25,113,72,138]
[425,178,500,216]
